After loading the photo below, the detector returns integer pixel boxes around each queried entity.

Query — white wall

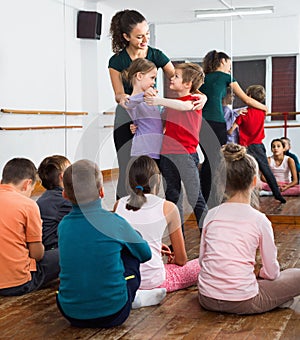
[0,2,299,173]
[156,15,300,58]
[0,0,119,173]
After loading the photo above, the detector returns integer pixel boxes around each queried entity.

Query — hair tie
[135,185,144,191]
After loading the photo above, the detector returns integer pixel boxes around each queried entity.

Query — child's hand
[144,96,160,106]
[161,243,172,256]
[144,87,158,98]
[161,243,175,263]
[119,94,130,109]
[130,124,137,135]
[191,93,207,110]
[237,108,248,116]
[279,184,289,192]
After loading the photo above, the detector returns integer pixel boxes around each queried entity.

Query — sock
[278,299,294,308]
[259,190,273,196]
[132,288,167,309]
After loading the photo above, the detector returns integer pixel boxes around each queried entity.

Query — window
[232,59,266,109]
[271,56,296,120]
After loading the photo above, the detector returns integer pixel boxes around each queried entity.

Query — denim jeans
[160,153,207,233]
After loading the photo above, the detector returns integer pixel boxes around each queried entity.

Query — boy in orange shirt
[0,158,59,296]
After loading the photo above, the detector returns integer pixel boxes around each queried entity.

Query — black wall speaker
[77,11,102,40]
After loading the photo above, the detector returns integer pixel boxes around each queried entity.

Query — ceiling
[99,0,300,25]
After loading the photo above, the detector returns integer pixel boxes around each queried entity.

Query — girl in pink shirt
[198,143,300,314]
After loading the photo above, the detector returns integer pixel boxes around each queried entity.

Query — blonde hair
[122,58,156,87]
[175,62,205,93]
[63,159,102,205]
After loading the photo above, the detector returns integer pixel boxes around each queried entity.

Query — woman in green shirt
[199,50,268,207]
[108,9,174,199]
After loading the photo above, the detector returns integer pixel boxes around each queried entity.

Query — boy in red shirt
[146,63,207,233]
[235,85,286,203]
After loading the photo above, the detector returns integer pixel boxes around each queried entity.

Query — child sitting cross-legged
[37,155,72,250]
[0,158,59,296]
[56,159,166,328]
[260,139,300,196]
[198,143,300,314]
[114,155,200,294]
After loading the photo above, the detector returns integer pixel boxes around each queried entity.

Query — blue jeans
[247,144,285,201]
[160,153,207,233]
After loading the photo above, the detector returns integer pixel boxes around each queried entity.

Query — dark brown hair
[126,156,160,211]
[110,9,146,54]
[63,159,102,205]
[1,158,37,185]
[175,62,205,93]
[202,50,230,74]
[271,138,285,149]
[38,155,70,190]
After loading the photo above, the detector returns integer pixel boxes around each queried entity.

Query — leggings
[157,259,200,293]
[113,105,133,200]
[199,119,227,208]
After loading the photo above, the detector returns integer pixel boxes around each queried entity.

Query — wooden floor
[1,181,300,339]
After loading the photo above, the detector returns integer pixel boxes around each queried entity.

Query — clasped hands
[161,243,175,264]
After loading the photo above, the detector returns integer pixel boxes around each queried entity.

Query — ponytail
[125,156,160,211]
[202,50,230,73]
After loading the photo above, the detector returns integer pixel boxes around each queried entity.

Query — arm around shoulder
[231,82,268,112]
[108,68,128,105]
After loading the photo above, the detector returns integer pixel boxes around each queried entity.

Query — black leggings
[113,105,133,200]
[199,119,227,208]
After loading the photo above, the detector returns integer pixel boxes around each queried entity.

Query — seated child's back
[37,155,72,250]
